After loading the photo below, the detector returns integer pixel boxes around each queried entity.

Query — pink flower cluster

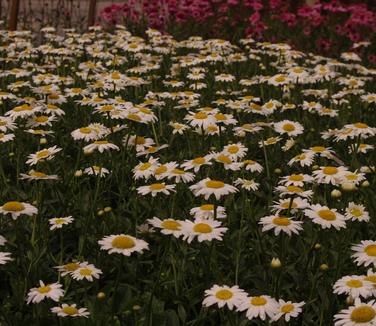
[100,0,375,56]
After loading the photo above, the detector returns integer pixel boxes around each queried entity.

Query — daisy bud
[104,206,112,213]
[361,181,370,188]
[97,292,106,300]
[319,263,329,271]
[132,305,141,311]
[274,168,282,174]
[39,138,47,145]
[9,152,14,157]
[312,165,319,171]
[270,257,282,269]
[74,170,83,177]
[341,182,357,192]
[314,243,321,250]
[32,201,38,206]
[360,166,372,173]
[97,210,104,216]
[346,296,354,305]
[331,189,342,198]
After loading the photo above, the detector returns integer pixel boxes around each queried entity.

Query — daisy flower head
[274,120,304,137]
[333,275,373,299]
[181,155,212,173]
[0,201,38,219]
[275,185,313,199]
[288,152,315,167]
[312,166,348,185]
[26,146,62,166]
[352,241,376,268]
[147,217,184,238]
[166,168,195,183]
[71,262,102,282]
[0,252,13,265]
[132,157,159,180]
[189,204,226,219]
[49,216,74,230]
[19,170,59,181]
[271,197,309,213]
[234,178,260,191]
[137,182,176,197]
[345,203,370,222]
[242,159,263,173]
[273,300,305,322]
[279,173,313,187]
[83,140,119,154]
[83,166,110,178]
[259,214,303,236]
[222,142,248,160]
[334,298,376,326]
[26,281,64,304]
[202,285,247,310]
[181,218,228,243]
[189,178,238,200]
[98,234,149,256]
[55,261,81,276]
[51,303,90,318]
[304,204,346,230]
[238,295,279,321]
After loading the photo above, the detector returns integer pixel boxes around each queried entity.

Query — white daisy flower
[98,234,149,256]
[259,215,303,236]
[147,217,183,238]
[334,298,376,326]
[49,216,74,230]
[83,140,119,153]
[71,263,102,282]
[333,275,373,299]
[189,178,238,200]
[345,203,370,222]
[189,204,226,219]
[272,300,305,322]
[304,204,346,230]
[237,295,279,321]
[0,201,38,219]
[26,146,62,166]
[26,281,64,304]
[137,183,176,197]
[202,285,247,310]
[181,218,228,243]
[352,241,376,268]
[0,252,13,265]
[51,303,90,318]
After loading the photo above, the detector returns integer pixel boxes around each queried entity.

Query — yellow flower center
[79,268,92,276]
[310,146,326,152]
[365,276,376,286]
[350,208,363,217]
[2,201,25,212]
[200,204,214,211]
[227,145,239,154]
[345,174,358,181]
[149,183,165,191]
[193,157,205,165]
[289,174,303,181]
[217,154,232,164]
[36,149,50,158]
[35,116,49,123]
[281,201,298,209]
[14,104,32,112]
[37,286,51,294]
[139,163,152,171]
[127,113,141,121]
[161,220,181,230]
[64,262,79,271]
[275,76,286,83]
[154,166,167,175]
[111,236,135,249]
[323,167,338,175]
[193,223,212,233]
[272,217,291,226]
[193,112,208,120]
[286,185,302,193]
[365,245,376,256]
[135,136,145,145]
[354,122,368,129]
[282,123,295,132]
[317,210,336,221]
[350,306,376,323]
[281,303,294,313]
[251,297,267,306]
[48,93,59,100]
[215,113,226,121]
[205,180,225,189]
[54,218,66,224]
[94,140,108,145]
[100,105,114,112]
[62,306,79,315]
[243,160,256,165]
[215,289,233,300]
[79,127,92,134]
[0,121,6,126]
[171,169,185,175]
[346,279,363,288]
[266,102,274,109]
